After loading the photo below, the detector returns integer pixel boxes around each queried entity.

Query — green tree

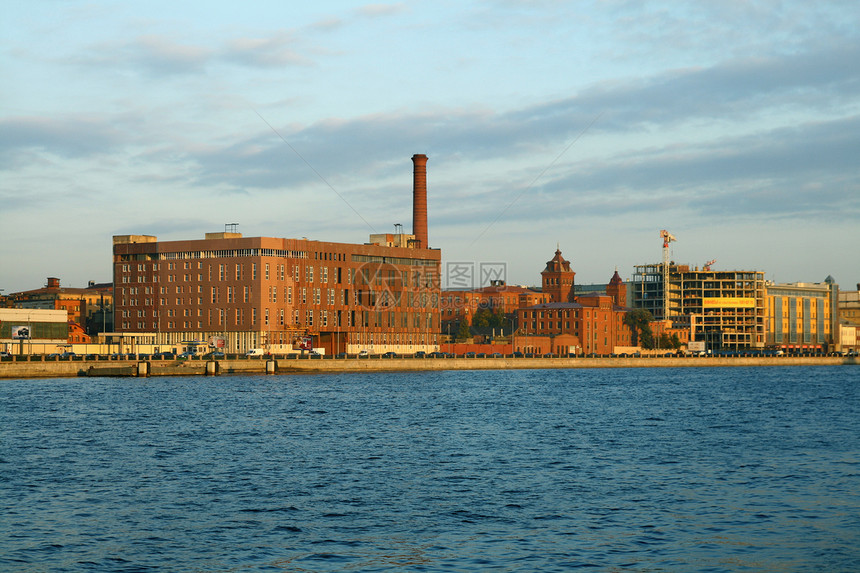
[624,308,654,348]
[456,317,472,341]
[490,307,506,329]
[472,308,491,328]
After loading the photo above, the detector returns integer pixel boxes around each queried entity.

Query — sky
[2,0,859,294]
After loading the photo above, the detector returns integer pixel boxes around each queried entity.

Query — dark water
[2,367,858,572]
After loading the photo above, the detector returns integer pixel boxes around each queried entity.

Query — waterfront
[2,367,858,571]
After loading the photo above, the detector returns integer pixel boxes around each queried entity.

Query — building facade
[112,232,442,355]
[632,263,766,350]
[764,278,839,352]
[440,281,544,324]
[514,249,633,355]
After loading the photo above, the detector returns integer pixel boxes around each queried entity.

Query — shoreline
[0,355,856,379]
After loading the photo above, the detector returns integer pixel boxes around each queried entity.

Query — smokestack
[412,154,428,249]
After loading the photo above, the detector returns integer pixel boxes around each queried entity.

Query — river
[2,366,858,571]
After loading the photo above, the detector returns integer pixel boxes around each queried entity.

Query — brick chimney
[412,154,428,249]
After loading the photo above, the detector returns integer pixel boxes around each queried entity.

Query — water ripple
[1,366,858,571]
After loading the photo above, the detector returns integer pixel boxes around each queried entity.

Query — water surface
[2,366,858,571]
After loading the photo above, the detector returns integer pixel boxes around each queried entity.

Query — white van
[245,348,266,356]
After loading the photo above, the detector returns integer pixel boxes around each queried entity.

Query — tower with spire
[606,268,627,307]
[541,246,576,303]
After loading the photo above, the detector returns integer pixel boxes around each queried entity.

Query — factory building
[111,155,441,355]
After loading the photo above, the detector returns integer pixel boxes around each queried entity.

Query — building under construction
[632,231,766,351]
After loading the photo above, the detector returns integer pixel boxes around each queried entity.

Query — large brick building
[514,249,634,355]
[112,155,442,355]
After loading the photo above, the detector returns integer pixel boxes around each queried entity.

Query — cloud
[222,31,312,68]
[178,37,860,197]
[0,116,125,167]
[74,35,213,77]
[354,3,406,18]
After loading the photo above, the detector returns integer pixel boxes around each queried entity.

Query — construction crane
[659,230,677,320]
[660,229,676,249]
[703,259,716,271]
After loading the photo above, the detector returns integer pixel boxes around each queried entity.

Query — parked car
[335,352,348,358]
[414,351,426,358]
[358,350,369,357]
[464,352,476,358]
[152,351,176,359]
[203,351,225,359]
[48,352,76,359]
[382,351,397,358]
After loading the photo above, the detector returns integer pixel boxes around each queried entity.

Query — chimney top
[412,154,428,249]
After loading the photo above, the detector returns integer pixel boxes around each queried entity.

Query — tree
[624,308,654,348]
[456,317,472,341]
[472,308,491,328]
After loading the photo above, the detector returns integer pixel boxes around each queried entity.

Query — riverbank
[0,355,856,378]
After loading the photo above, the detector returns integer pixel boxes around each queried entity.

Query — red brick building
[112,155,442,355]
[441,281,545,323]
[514,249,634,355]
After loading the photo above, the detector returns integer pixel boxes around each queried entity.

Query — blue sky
[2,1,858,294]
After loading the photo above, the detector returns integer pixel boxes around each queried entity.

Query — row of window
[119,308,437,330]
[118,263,440,288]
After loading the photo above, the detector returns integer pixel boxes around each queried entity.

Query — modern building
[764,278,839,352]
[111,155,442,355]
[514,250,634,355]
[632,263,766,350]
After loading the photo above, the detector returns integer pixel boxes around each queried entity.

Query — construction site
[632,231,766,351]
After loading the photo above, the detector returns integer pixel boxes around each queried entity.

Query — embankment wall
[0,356,856,379]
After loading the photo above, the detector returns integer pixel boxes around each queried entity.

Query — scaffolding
[632,263,766,351]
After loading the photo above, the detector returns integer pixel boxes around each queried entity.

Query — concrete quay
[0,355,856,379]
